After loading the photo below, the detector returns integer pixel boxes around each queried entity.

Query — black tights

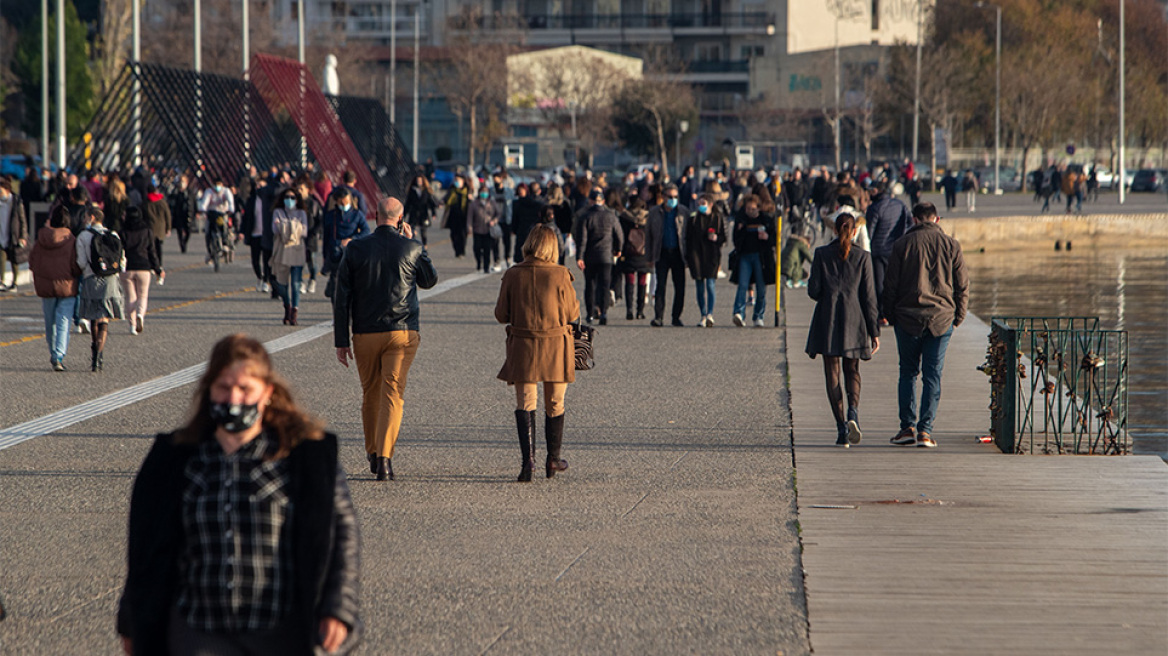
[91,320,109,353]
[822,356,861,429]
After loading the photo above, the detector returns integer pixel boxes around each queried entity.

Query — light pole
[56,0,66,167]
[243,0,251,170]
[975,2,1001,195]
[390,0,396,124]
[676,120,689,176]
[41,0,49,166]
[1118,0,1126,205]
[297,0,307,169]
[912,0,923,164]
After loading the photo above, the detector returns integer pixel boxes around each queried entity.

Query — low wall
[942,214,1168,247]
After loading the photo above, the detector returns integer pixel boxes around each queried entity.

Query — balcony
[337,15,431,40]
[448,11,775,36]
[678,60,751,85]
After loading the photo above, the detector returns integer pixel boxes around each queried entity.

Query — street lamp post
[912,0,923,164]
[41,0,49,166]
[676,120,689,175]
[1118,0,1126,205]
[976,2,1002,195]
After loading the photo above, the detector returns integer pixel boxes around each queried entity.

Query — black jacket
[806,240,879,360]
[510,196,545,261]
[573,204,624,264]
[122,211,161,273]
[333,225,439,347]
[404,189,439,227]
[864,193,911,258]
[116,432,361,656]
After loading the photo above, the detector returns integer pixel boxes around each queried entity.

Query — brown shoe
[890,427,916,446]
[915,433,937,448]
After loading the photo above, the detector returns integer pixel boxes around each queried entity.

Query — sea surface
[964,244,1168,455]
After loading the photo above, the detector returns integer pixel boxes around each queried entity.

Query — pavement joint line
[621,492,651,519]
[477,626,511,656]
[554,547,590,583]
[669,451,689,469]
[45,586,119,623]
[0,260,220,304]
[0,272,487,451]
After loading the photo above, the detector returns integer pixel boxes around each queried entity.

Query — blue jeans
[733,252,767,320]
[275,266,304,308]
[894,324,954,436]
[694,278,716,316]
[42,296,76,364]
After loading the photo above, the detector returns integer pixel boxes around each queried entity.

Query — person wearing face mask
[199,177,237,269]
[117,334,362,656]
[444,175,470,258]
[404,175,440,247]
[644,183,689,326]
[321,187,370,300]
[683,193,727,327]
[272,190,309,325]
[730,194,776,327]
[468,186,501,273]
[572,188,623,325]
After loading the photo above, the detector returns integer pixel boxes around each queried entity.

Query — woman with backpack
[119,206,162,335]
[76,205,125,372]
[617,198,652,320]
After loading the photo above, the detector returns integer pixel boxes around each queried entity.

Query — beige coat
[495,259,580,384]
[271,208,307,285]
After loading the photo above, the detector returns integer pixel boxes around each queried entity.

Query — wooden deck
[785,290,1168,655]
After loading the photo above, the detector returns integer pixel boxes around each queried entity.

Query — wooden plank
[786,293,1168,656]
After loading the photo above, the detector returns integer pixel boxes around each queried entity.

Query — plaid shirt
[176,432,294,632]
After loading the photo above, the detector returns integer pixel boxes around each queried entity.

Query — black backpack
[88,229,124,277]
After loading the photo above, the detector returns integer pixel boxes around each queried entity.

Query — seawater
[965,244,1168,455]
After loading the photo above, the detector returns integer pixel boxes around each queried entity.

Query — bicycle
[204,211,233,272]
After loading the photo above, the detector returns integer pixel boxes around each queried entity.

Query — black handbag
[571,321,595,371]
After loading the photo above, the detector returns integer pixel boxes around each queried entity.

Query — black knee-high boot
[636,283,648,319]
[515,409,535,482]
[625,280,635,319]
[545,412,568,478]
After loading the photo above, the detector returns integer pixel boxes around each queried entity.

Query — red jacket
[29,226,82,298]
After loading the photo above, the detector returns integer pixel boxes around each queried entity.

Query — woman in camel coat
[495,224,580,482]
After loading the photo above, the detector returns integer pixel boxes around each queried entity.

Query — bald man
[334,197,439,480]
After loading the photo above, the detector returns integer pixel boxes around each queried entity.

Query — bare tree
[95,0,134,97]
[612,45,695,178]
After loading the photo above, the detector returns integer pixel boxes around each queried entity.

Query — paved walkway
[0,238,807,654]
[784,289,1168,655]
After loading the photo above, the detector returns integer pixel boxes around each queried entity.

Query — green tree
[11,0,94,145]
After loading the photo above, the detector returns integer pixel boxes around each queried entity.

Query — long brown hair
[175,334,323,458]
[107,174,126,203]
[834,212,857,261]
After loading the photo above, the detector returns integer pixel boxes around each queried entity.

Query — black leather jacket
[333,224,439,347]
[117,432,361,655]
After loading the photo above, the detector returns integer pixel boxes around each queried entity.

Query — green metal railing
[983,317,1129,455]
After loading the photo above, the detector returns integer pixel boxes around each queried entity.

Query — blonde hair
[522,224,560,263]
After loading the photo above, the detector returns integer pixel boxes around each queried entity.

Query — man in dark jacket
[882,202,968,449]
[573,188,623,325]
[938,170,959,211]
[644,184,689,327]
[334,197,438,481]
[510,183,544,264]
[864,182,911,322]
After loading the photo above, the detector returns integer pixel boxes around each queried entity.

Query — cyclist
[198,177,235,269]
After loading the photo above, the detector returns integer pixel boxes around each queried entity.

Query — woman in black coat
[683,193,728,327]
[805,211,880,447]
[616,198,652,320]
[117,335,361,655]
[119,206,162,335]
[403,174,439,247]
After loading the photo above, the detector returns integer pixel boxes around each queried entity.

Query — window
[290,1,298,20]
[871,0,880,30]
[694,43,722,62]
[740,45,764,59]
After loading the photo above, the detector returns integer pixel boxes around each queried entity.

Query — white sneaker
[298,281,306,294]
[307,279,317,294]
[696,318,707,327]
[260,281,270,293]
[753,318,765,327]
[716,269,728,279]
[733,313,745,327]
[705,315,715,327]
[130,321,138,335]
[77,318,91,334]
[491,264,502,273]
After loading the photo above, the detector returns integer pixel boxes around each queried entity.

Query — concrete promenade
[784,290,1168,655]
[1,229,1166,654]
[0,241,806,654]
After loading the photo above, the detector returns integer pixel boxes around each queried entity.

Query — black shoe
[545,413,569,478]
[626,311,634,321]
[515,409,535,482]
[368,453,377,475]
[636,311,645,320]
[671,318,685,327]
[650,318,664,327]
[375,457,394,481]
[599,315,607,326]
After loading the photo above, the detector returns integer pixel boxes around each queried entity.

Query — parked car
[975,166,1021,192]
[0,154,57,179]
[1129,169,1168,192]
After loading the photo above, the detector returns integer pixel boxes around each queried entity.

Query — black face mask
[209,402,262,434]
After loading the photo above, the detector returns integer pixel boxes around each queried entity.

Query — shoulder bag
[571,321,595,371]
